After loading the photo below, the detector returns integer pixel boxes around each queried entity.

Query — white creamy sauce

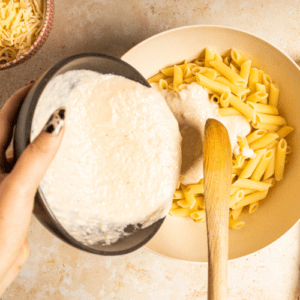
[31,70,182,245]
[151,82,252,185]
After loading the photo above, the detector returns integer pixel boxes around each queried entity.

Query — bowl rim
[14,52,166,256]
[122,24,300,73]
[0,0,55,70]
[122,24,300,263]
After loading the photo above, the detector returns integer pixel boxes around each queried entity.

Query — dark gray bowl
[14,53,165,255]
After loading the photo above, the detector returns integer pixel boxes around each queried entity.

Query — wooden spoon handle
[204,119,232,300]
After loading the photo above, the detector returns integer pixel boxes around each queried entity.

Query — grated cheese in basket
[0,0,44,63]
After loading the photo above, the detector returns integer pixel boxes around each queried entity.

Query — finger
[0,240,30,297]
[0,81,35,169]
[8,106,66,197]
[0,107,65,265]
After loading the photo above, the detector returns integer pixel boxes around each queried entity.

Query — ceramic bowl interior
[14,53,165,255]
[0,0,54,70]
[122,25,300,262]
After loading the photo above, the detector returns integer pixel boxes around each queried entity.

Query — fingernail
[43,107,66,136]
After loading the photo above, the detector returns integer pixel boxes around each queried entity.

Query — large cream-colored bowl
[122,25,300,263]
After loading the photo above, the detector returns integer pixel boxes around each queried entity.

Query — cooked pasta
[231,49,246,66]
[210,60,246,85]
[275,139,287,181]
[215,76,250,97]
[196,73,230,94]
[247,102,279,115]
[246,92,268,103]
[148,48,293,229]
[204,47,215,68]
[218,107,242,117]
[248,68,259,93]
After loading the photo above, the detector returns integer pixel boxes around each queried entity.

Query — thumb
[8,107,66,198]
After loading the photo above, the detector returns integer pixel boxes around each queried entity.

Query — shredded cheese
[0,0,44,63]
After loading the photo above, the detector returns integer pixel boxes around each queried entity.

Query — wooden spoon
[203,119,232,300]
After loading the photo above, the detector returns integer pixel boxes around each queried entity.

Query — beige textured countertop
[1,1,300,299]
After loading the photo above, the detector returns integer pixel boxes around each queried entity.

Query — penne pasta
[193,58,205,66]
[232,189,269,210]
[248,68,259,93]
[246,92,268,103]
[173,189,184,199]
[249,201,259,214]
[228,94,256,123]
[210,60,246,85]
[214,52,223,62]
[171,202,180,209]
[231,207,243,220]
[276,126,294,139]
[218,107,243,117]
[262,73,272,93]
[252,122,281,131]
[160,64,187,76]
[233,178,271,191]
[230,63,240,74]
[229,218,245,229]
[243,189,256,196]
[269,83,280,107]
[181,184,196,208]
[147,72,167,83]
[185,183,204,195]
[263,177,276,187]
[258,70,264,84]
[256,83,266,93]
[211,94,220,104]
[263,147,276,180]
[183,66,193,79]
[183,76,197,84]
[251,149,273,181]
[275,139,287,181]
[190,210,206,220]
[264,140,279,150]
[177,199,191,208]
[256,113,286,126]
[173,65,183,91]
[246,129,267,144]
[240,60,252,87]
[159,79,169,89]
[230,186,240,195]
[195,196,205,209]
[239,149,267,179]
[220,91,231,108]
[247,102,278,115]
[249,132,279,151]
[196,73,230,94]
[205,47,215,68]
[194,217,206,223]
[223,56,231,66]
[215,76,250,97]
[192,67,218,79]
[232,168,243,176]
[231,49,246,66]
[230,189,245,208]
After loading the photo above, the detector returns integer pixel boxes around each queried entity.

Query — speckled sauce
[31,70,182,245]
[152,82,252,185]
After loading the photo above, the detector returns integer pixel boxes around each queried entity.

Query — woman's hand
[0,82,66,296]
